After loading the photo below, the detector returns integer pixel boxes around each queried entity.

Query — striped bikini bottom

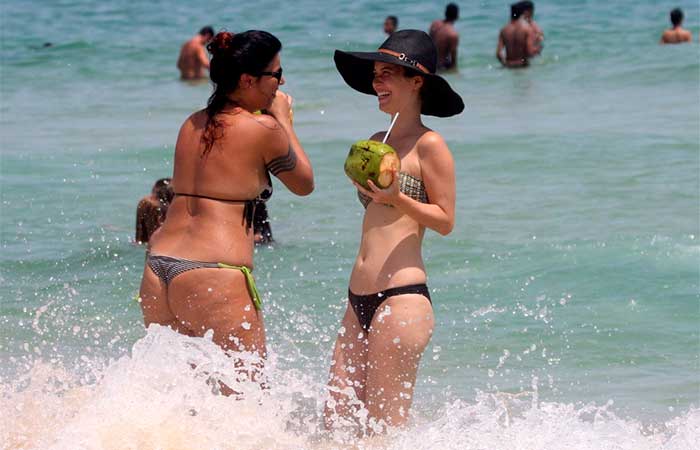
[146,254,262,310]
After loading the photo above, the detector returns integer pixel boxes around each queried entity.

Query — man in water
[496,2,541,68]
[177,26,214,80]
[429,3,460,71]
[660,8,692,44]
[520,1,544,47]
[384,15,398,35]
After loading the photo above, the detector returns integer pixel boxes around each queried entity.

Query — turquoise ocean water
[1,0,699,448]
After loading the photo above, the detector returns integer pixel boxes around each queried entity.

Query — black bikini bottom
[348,283,431,332]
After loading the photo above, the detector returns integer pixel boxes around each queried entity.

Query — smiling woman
[137,30,314,394]
[325,30,464,434]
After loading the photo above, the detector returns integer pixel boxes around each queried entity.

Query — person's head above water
[670,8,684,27]
[204,30,283,154]
[199,26,215,42]
[334,29,464,118]
[511,2,525,20]
[445,3,459,22]
[384,16,398,34]
[152,178,173,206]
[519,1,534,19]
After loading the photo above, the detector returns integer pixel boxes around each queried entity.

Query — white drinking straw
[382,112,399,144]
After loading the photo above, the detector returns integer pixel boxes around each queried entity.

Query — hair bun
[207,31,235,56]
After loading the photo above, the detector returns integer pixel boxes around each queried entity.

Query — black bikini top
[175,173,273,229]
[357,172,429,209]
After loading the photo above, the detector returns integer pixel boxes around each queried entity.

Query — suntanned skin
[177,33,213,80]
[496,18,540,68]
[660,25,692,44]
[523,9,544,46]
[429,19,459,70]
[324,61,455,433]
[139,53,313,390]
[384,17,397,35]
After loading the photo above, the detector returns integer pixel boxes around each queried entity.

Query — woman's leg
[167,267,266,354]
[167,268,267,394]
[324,304,370,430]
[365,294,434,430]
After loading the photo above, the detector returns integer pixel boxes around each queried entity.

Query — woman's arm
[356,131,456,235]
[262,92,314,195]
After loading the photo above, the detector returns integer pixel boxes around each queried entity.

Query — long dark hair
[203,30,282,156]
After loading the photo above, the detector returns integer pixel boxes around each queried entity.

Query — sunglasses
[259,68,283,82]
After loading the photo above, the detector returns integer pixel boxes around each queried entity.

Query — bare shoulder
[246,113,288,158]
[417,130,447,150]
[218,111,284,141]
[183,109,207,128]
[249,112,283,133]
[417,130,452,159]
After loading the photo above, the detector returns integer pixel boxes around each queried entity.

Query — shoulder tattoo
[266,145,297,175]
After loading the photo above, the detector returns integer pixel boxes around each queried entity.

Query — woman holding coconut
[324,30,464,432]
[138,30,313,386]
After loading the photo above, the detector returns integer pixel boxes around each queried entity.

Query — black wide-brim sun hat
[334,29,464,118]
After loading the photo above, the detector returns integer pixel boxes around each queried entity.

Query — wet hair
[386,15,398,27]
[511,2,525,19]
[520,1,534,13]
[445,3,459,21]
[670,8,683,27]
[199,26,214,37]
[152,178,173,208]
[202,30,282,156]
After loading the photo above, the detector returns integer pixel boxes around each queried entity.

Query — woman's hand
[267,91,293,126]
[352,168,400,206]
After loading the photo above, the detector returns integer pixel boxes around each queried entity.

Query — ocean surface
[1,0,699,448]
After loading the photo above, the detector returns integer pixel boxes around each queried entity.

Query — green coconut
[344,140,401,190]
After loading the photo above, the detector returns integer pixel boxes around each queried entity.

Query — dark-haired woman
[138,31,313,377]
[324,30,463,432]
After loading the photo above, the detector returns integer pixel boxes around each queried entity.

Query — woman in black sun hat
[324,30,464,433]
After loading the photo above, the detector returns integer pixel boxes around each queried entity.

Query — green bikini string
[133,263,262,310]
[217,262,263,310]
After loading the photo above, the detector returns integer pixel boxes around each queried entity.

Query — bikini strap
[175,192,249,203]
[217,263,262,310]
[175,193,256,229]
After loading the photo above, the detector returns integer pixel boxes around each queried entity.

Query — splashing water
[1,326,697,450]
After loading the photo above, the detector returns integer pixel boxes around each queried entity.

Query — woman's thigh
[167,268,266,356]
[365,294,434,427]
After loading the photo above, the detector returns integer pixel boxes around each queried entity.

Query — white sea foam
[1,325,697,450]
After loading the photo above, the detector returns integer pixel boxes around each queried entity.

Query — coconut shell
[344,140,401,189]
